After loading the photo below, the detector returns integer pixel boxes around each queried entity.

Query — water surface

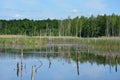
[0,48,120,80]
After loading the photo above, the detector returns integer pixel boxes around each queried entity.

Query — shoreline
[0,35,120,39]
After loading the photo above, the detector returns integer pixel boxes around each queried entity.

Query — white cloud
[86,0,106,10]
[14,14,23,18]
[67,9,80,13]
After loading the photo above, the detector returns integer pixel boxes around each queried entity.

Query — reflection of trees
[71,52,120,66]
[20,49,23,80]
[48,58,51,68]
[12,46,120,77]
[76,51,80,76]
[115,56,118,72]
[16,49,25,80]
[72,52,120,73]
[11,48,120,66]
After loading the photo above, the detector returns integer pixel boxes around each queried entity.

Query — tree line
[0,14,120,37]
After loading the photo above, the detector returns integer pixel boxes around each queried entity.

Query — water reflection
[0,47,120,80]
[35,60,43,73]
[48,58,51,68]
[20,49,23,80]
[76,51,80,76]
[15,49,26,80]
[16,62,19,77]
[115,56,118,72]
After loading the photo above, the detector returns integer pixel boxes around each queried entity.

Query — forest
[0,13,120,37]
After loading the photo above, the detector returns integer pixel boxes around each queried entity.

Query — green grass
[87,38,120,51]
[0,37,46,49]
[0,37,120,52]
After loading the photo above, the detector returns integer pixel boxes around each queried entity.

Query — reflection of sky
[79,62,120,80]
[80,63,106,80]
[0,53,120,80]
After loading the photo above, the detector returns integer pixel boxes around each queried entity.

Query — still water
[0,48,120,80]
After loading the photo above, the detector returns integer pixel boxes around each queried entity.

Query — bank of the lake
[0,35,120,52]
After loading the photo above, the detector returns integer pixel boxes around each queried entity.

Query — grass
[0,35,120,52]
[87,38,120,51]
[0,37,45,49]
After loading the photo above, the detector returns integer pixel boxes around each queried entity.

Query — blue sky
[0,0,120,20]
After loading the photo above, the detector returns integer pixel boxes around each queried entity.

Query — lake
[0,46,120,80]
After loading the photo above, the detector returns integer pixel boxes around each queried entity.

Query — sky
[0,0,120,20]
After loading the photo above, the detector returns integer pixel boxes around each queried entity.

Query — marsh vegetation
[0,14,120,80]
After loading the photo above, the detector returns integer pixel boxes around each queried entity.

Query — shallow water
[0,48,120,80]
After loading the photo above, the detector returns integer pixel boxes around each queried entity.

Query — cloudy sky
[0,0,120,20]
